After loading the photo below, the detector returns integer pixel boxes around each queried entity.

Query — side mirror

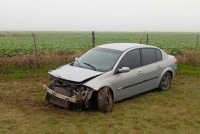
[75,57,78,61]
[118,67,130,73]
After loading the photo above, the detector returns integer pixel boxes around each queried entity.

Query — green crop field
[0,32,199,56]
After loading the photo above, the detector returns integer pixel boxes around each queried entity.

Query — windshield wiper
[84,63,96,71]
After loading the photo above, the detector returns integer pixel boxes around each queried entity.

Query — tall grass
[0,50,199,81]
[0,51,84,81]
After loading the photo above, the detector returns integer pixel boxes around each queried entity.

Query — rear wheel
[159,72,172,91]
[97,87,114,112]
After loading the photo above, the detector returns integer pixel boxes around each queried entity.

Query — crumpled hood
[49,64,103,82]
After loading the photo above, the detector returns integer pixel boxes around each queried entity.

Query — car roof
[97,43,154,51]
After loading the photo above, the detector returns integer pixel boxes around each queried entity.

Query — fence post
[92,31,95,48]
[32,33,40,68]
[196,35,199,66]
[146,34,149,45]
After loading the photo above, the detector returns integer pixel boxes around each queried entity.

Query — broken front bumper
[43,85,77,103]
[43,84,94,108]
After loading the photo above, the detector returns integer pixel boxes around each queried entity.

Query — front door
[114,67,143,100]
[113,49,143,101]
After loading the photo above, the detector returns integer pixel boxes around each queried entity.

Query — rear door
[140,48,163,91]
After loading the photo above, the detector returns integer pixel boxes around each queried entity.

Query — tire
[97,87,114,112]
[159,72,172,91]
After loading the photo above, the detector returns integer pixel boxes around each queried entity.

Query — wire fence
[0,31,199,56]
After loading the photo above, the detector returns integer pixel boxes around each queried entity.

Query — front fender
[86,82,116,101]
[95,82,116,101]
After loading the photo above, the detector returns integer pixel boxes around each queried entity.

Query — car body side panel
[114,68,143,101]
[140,51,177,90]
[140,62,163,92]
[84,49,177,102]
[92,82,117,101]
[154,55,177,88]
[83,71,119,101]
[166,55,177,77]
[155,66,173,88]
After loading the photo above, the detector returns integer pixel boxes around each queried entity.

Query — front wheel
[158,72,172,91]
[97,87,114,112]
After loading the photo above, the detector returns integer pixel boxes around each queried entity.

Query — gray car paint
[49,64,103,82]
[84,46,177,102]
[49,43,177,102]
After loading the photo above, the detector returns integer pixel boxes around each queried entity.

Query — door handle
[137,71,143,75]
[158,65,162,69]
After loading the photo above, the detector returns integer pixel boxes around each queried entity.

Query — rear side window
[118,49,141,70]
[142,48,156,66]
[156,49,162,61]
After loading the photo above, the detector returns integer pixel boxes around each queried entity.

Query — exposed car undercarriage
[43,76,96,109]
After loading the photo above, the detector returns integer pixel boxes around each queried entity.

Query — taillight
[174,57,177,64]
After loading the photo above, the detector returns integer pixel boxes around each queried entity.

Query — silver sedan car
[43,43,177,112]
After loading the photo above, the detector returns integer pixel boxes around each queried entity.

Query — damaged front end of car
[43,76,96,109]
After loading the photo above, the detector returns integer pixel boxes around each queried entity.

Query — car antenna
[139,30,146,44]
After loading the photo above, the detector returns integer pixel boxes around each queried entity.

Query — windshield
[73,47,123,72]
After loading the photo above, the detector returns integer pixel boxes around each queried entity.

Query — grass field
[0,32,200,133]
[0,32,199,56]
[0,65,200,134]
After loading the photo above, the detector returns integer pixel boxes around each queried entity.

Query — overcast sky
[0,0,200,32]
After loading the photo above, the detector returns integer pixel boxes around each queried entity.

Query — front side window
[117,49,141,70]
[142,48,157,66]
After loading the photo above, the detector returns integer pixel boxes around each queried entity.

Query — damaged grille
[50,86,72,108]
[53,78,89,101]
[44,77,93,109]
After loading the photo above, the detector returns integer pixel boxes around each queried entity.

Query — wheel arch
[93,83,116,101]
[167,70,173,78]
[156,67,173,88]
